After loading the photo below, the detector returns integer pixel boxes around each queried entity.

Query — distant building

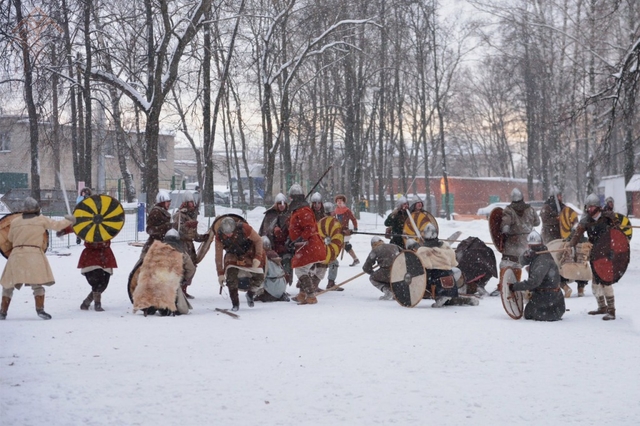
[0,115,175,200]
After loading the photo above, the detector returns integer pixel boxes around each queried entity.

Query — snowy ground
[2,206,640,425]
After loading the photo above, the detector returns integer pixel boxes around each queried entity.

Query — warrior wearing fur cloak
[493,188,540,296]
[362,237,400,300]
[133,229,193,316]
[0,197,75,320]
[288,184,326,305]
[172,191,208,299]
[509,231,565,321]
[568,193,620,320]
[215,217,265,311]
[259,192,293,284]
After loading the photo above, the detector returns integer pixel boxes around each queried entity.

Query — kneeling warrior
[133,229,194,316]
[362,236,400,300]
[508,231,565,321]
[215,217,265,311]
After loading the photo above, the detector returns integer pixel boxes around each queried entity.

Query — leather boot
[35,295,52,320]
[577,286,585,297]
[349,250,360,266]
[588,296,607,315]
[603,296,616,320]
[245,290,255,308]
[80,292,93,310]
[326,279,344,292]
[93,292,104,312]
[297,276,317,305]
[0,296,10,320]
[182,284,194,299]
[311,275,323,293]
[562,284,572,298]
[292,291,307,303]
[230,288,240,311]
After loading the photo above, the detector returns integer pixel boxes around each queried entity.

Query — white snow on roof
[625,174,640,192]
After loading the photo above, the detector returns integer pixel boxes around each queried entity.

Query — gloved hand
[252,258,261,268]
[56,225,74,238]
[185,220,198,229]
[218,275,225,287]
[566,246,576,259]
[274,227,283,238]
[343,229,352,236]
[64,214,77,225]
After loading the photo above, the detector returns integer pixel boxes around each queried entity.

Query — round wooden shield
[73,195,125,242]
[317,216,344,264]
[559,207,578,239]
[390,250,427,308]
[0,212,49,258]
[500,268,523,320]
[590,227,630,285]
[489,207,505,253]
[127,260,142,303]
[194,229,215,264]
[615,213,632,240]
[403,211,438,246]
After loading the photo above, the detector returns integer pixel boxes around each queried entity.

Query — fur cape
[133,240,184,313]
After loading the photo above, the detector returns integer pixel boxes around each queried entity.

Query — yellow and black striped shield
[403,211,439,246]
[317,216,344,264]
[615,213,633,240]
[73,194,125,242]
[559,207,578,239]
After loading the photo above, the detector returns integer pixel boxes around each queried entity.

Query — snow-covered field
[2,206,640,425]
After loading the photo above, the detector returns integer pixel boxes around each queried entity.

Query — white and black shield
[500,268,524,320]
[390,250,427,308]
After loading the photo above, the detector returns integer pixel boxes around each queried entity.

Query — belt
[536,287,560,293]
[502,255,519,262]
[14,245,42,249]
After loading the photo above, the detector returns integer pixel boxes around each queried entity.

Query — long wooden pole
[316,271,367,296]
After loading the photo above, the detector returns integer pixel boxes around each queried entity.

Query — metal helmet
[527,230,542,246]
[311,192,322,203]
[275,193,287,204]
[422,223,438,240]
[156,190,171,204]
[181,191,194,203]
[395,196,408,209]
[371,236,383,248]
[23,197,40,213]
[261,236,272,250]
[585,193,600,207]
[605,196,614,205]
[165,229,180,242]
[510,188,523,202]
[324,202,335,214]
[219,217,236,234]
[409,195,423,209]
[288,184,303,197]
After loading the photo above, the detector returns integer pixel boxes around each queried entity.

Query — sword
[57,172,72,216]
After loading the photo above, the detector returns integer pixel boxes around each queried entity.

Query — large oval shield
[390,250,427,307]
[0,213,49,258]
[127,260,142,303]
[559,207,579,239]
[489,207,505,253]
[615,213,632,240]
[73,195,125,242]
[500,268,523,319]
[403,211,438,246]
[590,227,630,285]
[317,216,344,264]
[194,229,214,264]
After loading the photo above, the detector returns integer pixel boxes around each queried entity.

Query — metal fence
[46,207,141,251]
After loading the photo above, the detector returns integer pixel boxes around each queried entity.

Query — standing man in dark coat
[509,231,565,321]
[259,192,293,284]
[362,236,400,300]
[568,194,620,320]
[384,196,409,249]
[539,187,565,244]
[141,190,173,258]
